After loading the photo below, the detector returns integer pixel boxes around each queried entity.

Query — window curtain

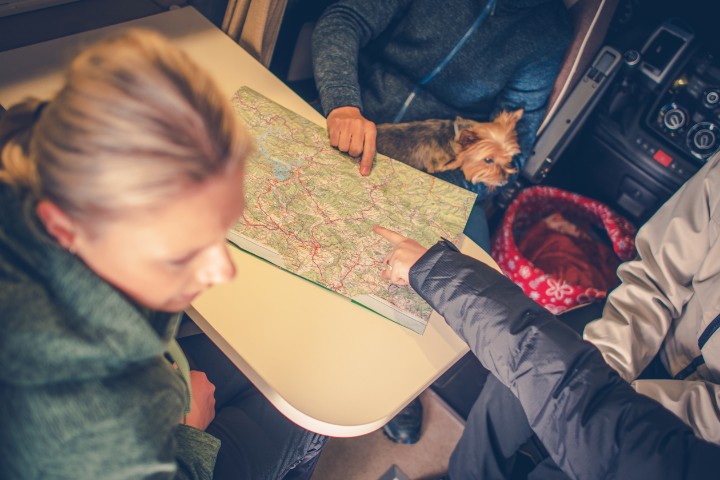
[221,0,288,67]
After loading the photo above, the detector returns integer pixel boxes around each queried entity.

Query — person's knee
[477,374,516,411]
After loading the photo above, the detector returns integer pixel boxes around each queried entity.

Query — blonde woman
[0,30,324,479]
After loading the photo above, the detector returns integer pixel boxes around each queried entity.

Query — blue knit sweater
[312,0,572,195]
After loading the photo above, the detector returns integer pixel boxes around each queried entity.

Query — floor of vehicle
[313,389,464,480]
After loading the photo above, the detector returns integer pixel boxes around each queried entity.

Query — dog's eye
[484,157,494,164]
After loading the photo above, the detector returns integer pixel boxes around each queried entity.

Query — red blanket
[518,213,621,292]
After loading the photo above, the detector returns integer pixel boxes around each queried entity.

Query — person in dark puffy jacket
[374,225,718,479]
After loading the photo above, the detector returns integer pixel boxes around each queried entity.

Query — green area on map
[229,87,475,332]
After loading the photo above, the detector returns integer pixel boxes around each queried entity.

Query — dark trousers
[449,374,569,480]
[463,199,491,253]
[178,334,327,480]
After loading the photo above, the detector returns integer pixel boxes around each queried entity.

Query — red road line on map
[309,243,329,284]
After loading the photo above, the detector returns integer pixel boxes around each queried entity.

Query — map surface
[229,87,476,333]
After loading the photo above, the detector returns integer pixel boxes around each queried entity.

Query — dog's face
[453,109,523,189]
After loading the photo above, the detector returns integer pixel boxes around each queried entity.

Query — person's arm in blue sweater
[311,0,412,117]
[311,0,413,176]
[374,226,718,479]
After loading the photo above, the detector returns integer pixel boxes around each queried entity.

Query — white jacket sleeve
[632,379,720,444]
[584,165,712,379]
[584,154,720,444]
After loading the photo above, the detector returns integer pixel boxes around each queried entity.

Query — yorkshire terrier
[376,109,523,190]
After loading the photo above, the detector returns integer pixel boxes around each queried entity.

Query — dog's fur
[376,109,523,190]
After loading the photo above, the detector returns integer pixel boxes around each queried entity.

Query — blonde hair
[0,29,252,222]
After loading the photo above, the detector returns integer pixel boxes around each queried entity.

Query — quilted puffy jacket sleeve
[409,242,718,479]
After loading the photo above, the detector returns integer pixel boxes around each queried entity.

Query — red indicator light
[653,149,673,167]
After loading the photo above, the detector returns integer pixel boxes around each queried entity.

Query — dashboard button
[652,149,673,167]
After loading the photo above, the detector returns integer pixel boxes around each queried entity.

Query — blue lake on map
[272,159,292,181]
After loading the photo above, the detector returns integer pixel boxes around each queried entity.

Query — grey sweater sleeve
[409,242,718,480]
[311,0,413,116]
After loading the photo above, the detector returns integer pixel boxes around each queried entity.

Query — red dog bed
[491,186,637,314]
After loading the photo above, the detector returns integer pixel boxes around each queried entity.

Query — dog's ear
[494,109,524,128]
[456,128,479,149]
[453,116,480,140]
[510,109,524,122]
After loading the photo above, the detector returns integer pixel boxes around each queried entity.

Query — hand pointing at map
[327,106,377,176]
[373,226,428,286]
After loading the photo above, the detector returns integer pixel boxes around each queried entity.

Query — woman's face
[72,165,246,312]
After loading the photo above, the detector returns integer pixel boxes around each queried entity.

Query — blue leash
[392,0,497,123]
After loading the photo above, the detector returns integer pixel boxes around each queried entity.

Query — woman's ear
[36,200,77,250]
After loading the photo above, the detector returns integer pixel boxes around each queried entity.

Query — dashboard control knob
[687,122,719,159]
[703,89,720,109]
[658,102,688,133]
[623,49,641,68]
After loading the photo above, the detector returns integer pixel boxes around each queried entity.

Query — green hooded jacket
[0,183,220,479]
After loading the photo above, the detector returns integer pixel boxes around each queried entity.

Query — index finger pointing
[373,225,406,245]
[359,128,376,176]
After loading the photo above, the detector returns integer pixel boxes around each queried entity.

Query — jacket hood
[0,184,177,386]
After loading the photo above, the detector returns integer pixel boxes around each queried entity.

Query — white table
[0,7,498,437]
